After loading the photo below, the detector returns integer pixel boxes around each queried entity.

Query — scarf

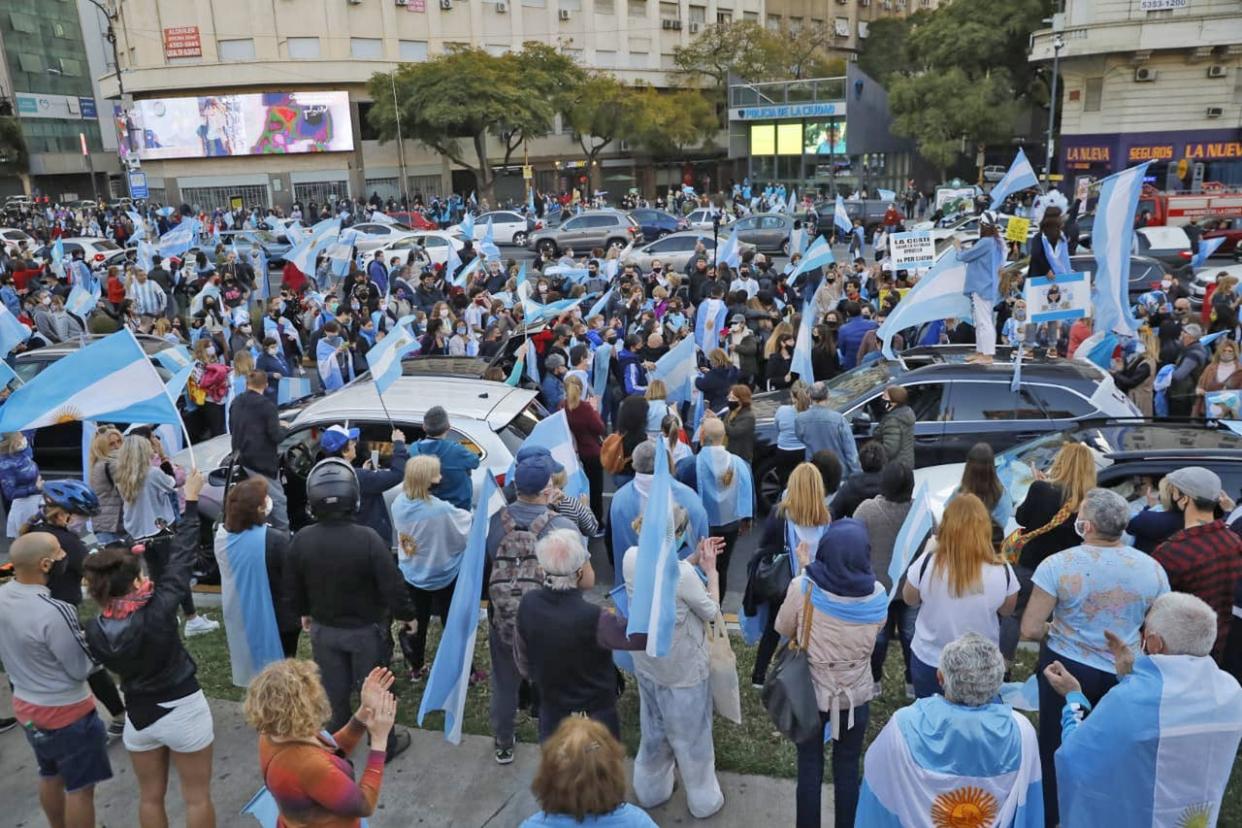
[102,580,154,619]
[804,518,879,598]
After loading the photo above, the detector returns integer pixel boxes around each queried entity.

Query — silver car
[728,213,796,254]
[624,231,756,271]
[527,209,641,256]
[175,374,545,526]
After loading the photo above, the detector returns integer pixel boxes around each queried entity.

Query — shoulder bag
[761,582,822,744]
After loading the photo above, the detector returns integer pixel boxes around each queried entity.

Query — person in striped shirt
[126,268,167,322]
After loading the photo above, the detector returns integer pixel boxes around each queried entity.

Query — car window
[904,383,947,421]
[632,210,653,221]
[760,216,786,229]
[499,212,521,223]
[734,217,758,231]
[826,363,894,412]
[561,217,583,230]
[945,382,1017,421]
[1017,384,1094,419]
[646,237,679,253]
[584,215,617,229]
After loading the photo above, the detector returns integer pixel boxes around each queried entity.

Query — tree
[672,21,780,116]
[856,17,920,87]
[564,74,639,195]
[495,43,585,170]
[628,88,718,158]
[771,23,847,81]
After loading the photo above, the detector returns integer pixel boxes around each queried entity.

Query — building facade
[0,0,120,200]
[102,0,766,211]
[762,0,937,58]
[1031,0,1242,193]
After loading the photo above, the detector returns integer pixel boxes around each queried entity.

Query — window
[17,52,43,73]
[561,0,583,10]
[1084,77,1103,112]
[629,51,649,68]
[760,216,786,229]
[399,40,428,61]
[293,180,349,205]
[350,38,383,60]
[659,2,679,19]
[409,175,442,198]
[628,0,647,16]
[766,14,780,30]
[583,215,617,228]
[562,217,584,230]
[218,38,256,60]
[180,184,270,212]
[523,0,546,6]
[288,37,320,59]
[356,101,380,140]
[365,177,400,201]
[689,5,705,23]
[1020,386,1093,420]
[630,35,651,51]
[8,12,37,34]
[743,10,757,20]
[733,217,759,231]
[789,16,803,31]
[717,10,731,22]
[596,0,615,13]
[904,384,946,421]
[660,52,677,69]
[596,49,616,67]
[945,382,1019,422]
[486,44,509,56]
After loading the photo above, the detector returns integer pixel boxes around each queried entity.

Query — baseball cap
[514,444,565,472]
[320,424,359,454]
[514,453,557,495]
[1165,467,1221,503]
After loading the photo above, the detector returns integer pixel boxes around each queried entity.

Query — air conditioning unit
[347,0,362,5]
[559,8,570,19]
[689,21,699,32]
[662,17,681,29]
[1208,64,1228,78]
[496,1,507,10]
[396,0,409,5]
[1134,66,1157,82]
[1207,105,1224,118]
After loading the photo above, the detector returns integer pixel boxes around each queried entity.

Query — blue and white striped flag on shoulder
[1091,163,1150,337]
[650,333,696,404]
[625,436,677,657]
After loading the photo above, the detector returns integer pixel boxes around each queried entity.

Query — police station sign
[729,102,846,121]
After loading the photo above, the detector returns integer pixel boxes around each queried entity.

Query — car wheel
[537,240,558,257]
[656,229,671,239]
[512,231,527,247]
[606,237,627,249]
[754,455,784,516]
[780,239,791,256]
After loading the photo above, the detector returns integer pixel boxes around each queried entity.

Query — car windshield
[95,240,120,251]
[993,428,1114,504]
[822,363,894,411]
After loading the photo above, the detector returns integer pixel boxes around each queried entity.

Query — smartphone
[370,449,380,468]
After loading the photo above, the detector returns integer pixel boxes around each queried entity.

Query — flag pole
[373,381,397,431]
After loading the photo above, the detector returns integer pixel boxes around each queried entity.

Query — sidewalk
[0,694,823,827]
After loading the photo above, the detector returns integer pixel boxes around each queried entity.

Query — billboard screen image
[804,121,847,156]
[125,91,354,160]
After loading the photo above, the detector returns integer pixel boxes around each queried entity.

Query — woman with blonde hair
[88,424,126,543]
[773,381,811,483]
[694,347,739,411]
[189,335,230,438]
[903,494,1018,697]
[521,717,658,827]
[1193,336,1242,417]
[750,461,833,686]
[1112,326,1158,416]
[115,433,178,539]
[246,660,399,827]
[695,417,752,595]
[390,454,470,682]
[644,378,669,437]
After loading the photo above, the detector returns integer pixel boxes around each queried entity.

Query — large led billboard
[123,91,353,160]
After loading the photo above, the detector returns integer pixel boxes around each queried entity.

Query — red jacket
[106,274,126,304]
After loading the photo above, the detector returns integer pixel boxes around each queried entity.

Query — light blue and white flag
[158,219,197,260]
[126,210,147,241]
[460,210,474,241]
[1193,235,1227,270]
[1056,654,1242,828]
[0,359,19,390]
[716,228,742,269]
[0,303,31,357]
[285,217,340,275]
[586,286,613,321]
[650,333,696,404]
[887,482,933,601]
[509,409,589,498]
[989,147,1041,210]
[136,240,157,273]
[1091,163,1150,337]
[0,330,179,432]
[153,344,192,375]
[626,432,677,658]
[833,195,853,236]
[51,237,65,274]
[1075,330,1119,371]
[592,342,612,413]
[694,297,727,353]
[1000,675,1040,712]
[523,296,579,325]
[66,280,100,318]
[790,288,816,383]
[858,696,1043,827]
[365,321,421,396]
[877,248,973,359]
[451,255,481,289]
[316,337,349,392]
[277,376,312,406]
[444,240,463,282]
[418,473,505,743]
[524,338,540,385]
[1201,329,1229,351]
[695,445,753,527]
[479,217,500,260]
[789,235,834,282]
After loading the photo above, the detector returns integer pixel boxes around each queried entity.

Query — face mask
[1073,519,1089,539]
[456,327,466,336]
[205,346,216,356]
[539,285,548,293]
[1224,354,1237,363]
[47,556,67,583]
[40,296,50,305]
[262,496,273,517]
[1014,311,1027,322]
[1161,280,1172,290]
[727,399,740,410]
[439,310,449,319]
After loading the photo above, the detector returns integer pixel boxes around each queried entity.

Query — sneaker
[751,681,765,691]
[184,615,220,637]
[905,682,916,701]
[495,745,515,765]
[0,717,16,734]
[107,716,126,741]
[384,728,412,764]
[873,680,883,698]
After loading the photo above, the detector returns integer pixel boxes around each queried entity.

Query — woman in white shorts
[84,470,216,828]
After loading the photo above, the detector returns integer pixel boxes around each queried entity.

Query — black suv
[751,346,1139,511]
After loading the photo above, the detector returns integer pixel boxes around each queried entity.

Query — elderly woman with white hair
[857,633,1045,826]
[1046,592,1242,827]
[1020,487,1169,826]
[515,528,648,742]
[622,505,726,819]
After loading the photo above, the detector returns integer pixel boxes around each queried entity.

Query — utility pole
[390,70,409,205]
[1044,14,1066,186]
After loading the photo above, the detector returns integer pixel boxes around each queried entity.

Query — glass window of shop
[2,3,96,102]
[181,184,270,213]
[21,120,103,155]
[747,118,847,185]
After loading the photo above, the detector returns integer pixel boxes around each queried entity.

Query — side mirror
[850,410,873,430]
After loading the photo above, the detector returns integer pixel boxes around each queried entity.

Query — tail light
[1178,251,1192,260]
[628,226,638,234]
[93,253,105,262]
[535,221,544,230]
[493,471,506,488]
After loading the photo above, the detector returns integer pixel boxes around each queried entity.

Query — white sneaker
[873,680,883,698]
[184,615,220,637]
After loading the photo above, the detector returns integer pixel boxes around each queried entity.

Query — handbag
[707,613,742,724]
[1000,499,1074,564]
[761,582,821,744]
[751,551,792,605]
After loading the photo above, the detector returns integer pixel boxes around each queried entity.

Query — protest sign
[889,231,935,270]
[1025,272,1090,323]
[1005,217,1031,243]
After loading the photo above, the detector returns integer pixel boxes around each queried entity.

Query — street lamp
[1043,32,1065,186]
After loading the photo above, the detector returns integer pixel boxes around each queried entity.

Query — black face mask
[727,399,740,410]
[47,557,67,584]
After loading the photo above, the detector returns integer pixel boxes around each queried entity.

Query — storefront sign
[889,231,935,270]
[1186,141,1242,160]
[14,92,94,120]
[162,26,202,59]
[1066,145,1111,166]
[1139,0,1188,10]
[730,102,844,121]
[1128,144,1174,162]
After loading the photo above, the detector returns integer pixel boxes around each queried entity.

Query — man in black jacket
[229,370,289,531]
[147,255,175,319]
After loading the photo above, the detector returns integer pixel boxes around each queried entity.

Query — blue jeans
[1037,645,1118,828]
[871,600,918,683]
[795,704,869,828]
[910,652,942,699]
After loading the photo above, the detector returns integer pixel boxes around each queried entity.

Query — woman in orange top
[244,660,398,828]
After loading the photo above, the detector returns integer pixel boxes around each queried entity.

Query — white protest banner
[1025,272,1090,323]
[889,230,935,270]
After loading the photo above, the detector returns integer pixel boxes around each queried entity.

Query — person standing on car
[956,211,1005,365]
[286,457,416,762]
[229,369,290,531]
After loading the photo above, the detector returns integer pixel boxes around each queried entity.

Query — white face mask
[262,496,273,517]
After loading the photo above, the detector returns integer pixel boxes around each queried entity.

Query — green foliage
[627,88,718,158]
[889,68,1018,175]
[672,21,779,92]
[0,117,28,175]
[856,16,920,87]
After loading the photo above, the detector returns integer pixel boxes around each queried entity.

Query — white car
[0,227,34,255]
[374,231,466,269]
[349,221,421,254]
[683,208,732,232]
[32,236,122,267]
[449,210,536,247]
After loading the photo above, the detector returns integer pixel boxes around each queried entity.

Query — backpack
[487,509,552,648]
[600,433,626,474]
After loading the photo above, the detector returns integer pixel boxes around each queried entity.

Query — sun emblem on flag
[1177,803,1213,828]
[930,786,999,828]
[53,404,84,424]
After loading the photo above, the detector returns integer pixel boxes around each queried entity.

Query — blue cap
[514,453,558,495]
[320,424,359,454]
[513,444,565,473]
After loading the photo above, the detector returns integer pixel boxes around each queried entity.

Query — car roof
[1063,419,1242,461]
[1136,226,1191,246]
[13,333,173,360]
[291,375,537,431]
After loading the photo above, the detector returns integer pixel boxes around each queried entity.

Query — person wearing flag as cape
[955,210,1006,365]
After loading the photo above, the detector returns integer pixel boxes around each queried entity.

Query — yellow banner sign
[1005,216,1031,243]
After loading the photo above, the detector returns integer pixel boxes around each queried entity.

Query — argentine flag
[625,432,678,658]
[479,217,500,260]
[989,147,1041,210]
[586,286,614,321]
[0,303,31,357]
[887,482,934,601]
[592,342,612,413]
[418,473,505,743]
[833,195,853,236]
[877,248,973,359]
[451,254,481,289]
[789,288,816,383]
[158,219,197,260]
[1192,235,1226,270]
[508,409,589,499]
[66,280,100,319]
[716,228,742,269]
[365,321,421,396]
[650,332,696,405]
[1055,653,1242,828]
[858,696,1043,827]
[1092,163,1150,337]
[0,330,180,432]
[789,235,834,282]
[460,210,474,241]
[694,297,728,352]
[277,376,312,406]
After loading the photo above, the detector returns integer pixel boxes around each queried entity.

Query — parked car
[218,229,293,265]
[982,165,1008,183]
[32,237,122,266]
[1189,263,1242,310]
[914,420,1242,527]
[526,210,641,256]
[729,213,796,254]
[0,227,34,255]
[749,346,1140,511]
[629,208,688,241]
[1201,221,1242,260]
[177,375,545,526]
[350,221,421,254]
[814,200,904,240]
[449,210,539,247]
[374,230,466,269]
[684,208,732,232]
[1133,226,1193,275]
[623,231,756,272]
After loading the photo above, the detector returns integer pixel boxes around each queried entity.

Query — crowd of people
[0,182,1239,828]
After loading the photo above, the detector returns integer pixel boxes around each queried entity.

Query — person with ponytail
[563,374,606,524]
[695,418,753,596]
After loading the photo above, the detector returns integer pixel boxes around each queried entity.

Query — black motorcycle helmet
[306,457,360,518]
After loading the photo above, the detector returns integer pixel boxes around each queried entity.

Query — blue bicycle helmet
[42,480,101,516]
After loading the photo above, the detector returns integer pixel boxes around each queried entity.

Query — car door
[731,216,761,245]
[939,381,1022,462]
[760,216,789,250]
[556,216,588,248]
[495,212,523,243]
[631,209,656,240]
[581,215,616,249]
[846,382,947,465]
